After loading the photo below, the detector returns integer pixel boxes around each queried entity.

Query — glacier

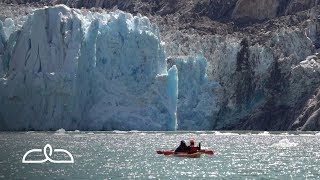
[0,5,184,130]
[1,3,319,131]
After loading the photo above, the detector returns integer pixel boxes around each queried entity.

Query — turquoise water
[0,131,320,179]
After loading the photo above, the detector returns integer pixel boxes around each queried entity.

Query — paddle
[157,150,214,155]
[156,150,163,154]
[156,150,174,155]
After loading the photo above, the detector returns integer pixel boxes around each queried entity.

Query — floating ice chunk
[280,132,289,136]
[87,132,95,135]
[214,131,239,136]
[74,130,80,133]
[113,130,127,134]
[54,128,67,135]
[298,134,314,136]
[224,132,239,135]
[239,133,252,136]
[315,132,320,136]
[56,128,66,133]
[271,139,298,148]
[195,131,205,133]
[258,131,270,136]
[130,130,140,133]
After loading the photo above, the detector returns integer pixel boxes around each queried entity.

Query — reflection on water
[0,131,320,179]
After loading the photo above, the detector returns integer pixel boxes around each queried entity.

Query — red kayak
[173,152,201,158]
[156,150,214,158]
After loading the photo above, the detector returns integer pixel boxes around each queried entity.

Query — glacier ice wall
[0,5,178,130]
[167,55,220,130]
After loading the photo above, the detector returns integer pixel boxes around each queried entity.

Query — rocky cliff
[0,0,319,21]
[1,0,320,131]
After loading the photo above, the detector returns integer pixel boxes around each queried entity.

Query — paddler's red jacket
[187,143,201,154]
[188,146,198,154]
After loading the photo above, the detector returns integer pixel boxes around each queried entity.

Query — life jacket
[189,146,198,154]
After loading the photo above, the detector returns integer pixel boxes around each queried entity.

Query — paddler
[187,139,201,154]
[174,140,188,153]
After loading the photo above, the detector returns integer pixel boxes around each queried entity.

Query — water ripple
[0,132,319,179]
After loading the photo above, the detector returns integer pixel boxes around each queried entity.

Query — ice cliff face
[166,56,220,130]
[0,5,178,130]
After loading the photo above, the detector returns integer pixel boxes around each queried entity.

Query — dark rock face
[0,0,319,21]
[232,0,280,21]
[235,38,254,107]
[291,88,320,130]
[1,0,320,131]
[289,54,320,131]
[286,0,319,15]
[193,0,238,21]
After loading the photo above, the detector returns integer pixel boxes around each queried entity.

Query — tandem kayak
[156,150,214,157]
[173,152,201,158]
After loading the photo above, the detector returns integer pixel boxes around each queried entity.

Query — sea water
[0,131,320,179]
